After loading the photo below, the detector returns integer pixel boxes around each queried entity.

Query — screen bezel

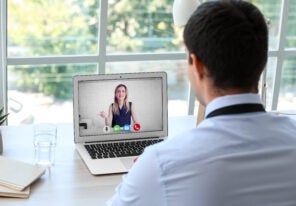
[73,72,168,143]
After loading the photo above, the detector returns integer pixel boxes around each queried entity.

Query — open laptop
[73,72,168,175]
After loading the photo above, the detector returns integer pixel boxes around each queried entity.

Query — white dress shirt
[106,93,296,206]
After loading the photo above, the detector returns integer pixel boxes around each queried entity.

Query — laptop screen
[73,72,168,143]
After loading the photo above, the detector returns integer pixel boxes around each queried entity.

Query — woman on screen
[99,84,139,130]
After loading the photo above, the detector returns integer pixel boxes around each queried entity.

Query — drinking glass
[33,124,57,167]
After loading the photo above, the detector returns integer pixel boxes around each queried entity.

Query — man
[106,0,296,205]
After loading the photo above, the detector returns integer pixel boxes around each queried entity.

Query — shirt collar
[205,93,264,118]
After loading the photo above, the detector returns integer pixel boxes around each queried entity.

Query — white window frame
[0,0,295,119]
[268,0,296,110]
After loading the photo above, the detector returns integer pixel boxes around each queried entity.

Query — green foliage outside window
[7,0,179,99]
[107,0,177,52]
[7,0,296,100]
[8,0,99,99]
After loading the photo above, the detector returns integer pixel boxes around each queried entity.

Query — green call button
[113,125,121,133]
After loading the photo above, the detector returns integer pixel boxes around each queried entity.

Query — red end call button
[133,123,141,131]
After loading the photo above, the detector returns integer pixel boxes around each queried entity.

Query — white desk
[0,116,197,206]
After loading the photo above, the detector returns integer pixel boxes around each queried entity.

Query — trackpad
[121,158,134,170]
[88,158,127,175]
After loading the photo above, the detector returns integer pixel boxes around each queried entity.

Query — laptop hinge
[84,137,163,144]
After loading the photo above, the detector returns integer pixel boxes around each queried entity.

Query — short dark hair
[183,0,268,90]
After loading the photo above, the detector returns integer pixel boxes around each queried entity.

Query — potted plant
[0,107,9,154]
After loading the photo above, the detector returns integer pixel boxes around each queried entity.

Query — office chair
[196,104,205,125]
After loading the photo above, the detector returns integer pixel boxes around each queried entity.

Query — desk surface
[0,116,196,206]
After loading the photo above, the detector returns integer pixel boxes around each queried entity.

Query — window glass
[7,0,99,57]
[285,1,296,48]
[4,0,295,125]
[7,64,97,125]
[277,57,296,110]
[250,0,281,50]
[106,60,189,116]
[107,0,184,53]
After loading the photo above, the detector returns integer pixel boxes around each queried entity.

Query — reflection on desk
[0,116,196,206]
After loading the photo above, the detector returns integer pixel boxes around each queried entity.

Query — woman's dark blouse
[111,102,132,127]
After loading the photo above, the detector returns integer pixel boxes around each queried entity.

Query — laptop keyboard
[85,139,164,159]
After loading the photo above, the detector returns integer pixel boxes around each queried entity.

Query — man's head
[184,0,268,101]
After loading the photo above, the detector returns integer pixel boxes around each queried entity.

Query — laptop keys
[85,139,163,159]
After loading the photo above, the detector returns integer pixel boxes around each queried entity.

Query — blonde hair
[112,84,130,115]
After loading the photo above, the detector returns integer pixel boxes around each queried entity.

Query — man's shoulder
[147,128,221,170]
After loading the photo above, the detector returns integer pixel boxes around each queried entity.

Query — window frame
[0,0,295,122]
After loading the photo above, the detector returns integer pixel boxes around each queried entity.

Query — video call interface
[78,77,164,137]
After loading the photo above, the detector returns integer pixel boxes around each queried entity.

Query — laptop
[73,72,168,175]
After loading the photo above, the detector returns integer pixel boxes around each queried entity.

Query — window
[0,0,295,125]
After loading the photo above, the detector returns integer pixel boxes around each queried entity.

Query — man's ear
[190,53,205,79]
